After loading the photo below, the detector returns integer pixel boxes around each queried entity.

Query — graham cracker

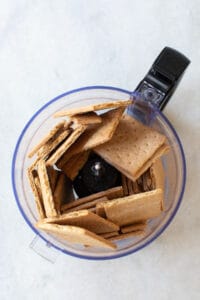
[28,121,66,158]
[150,159,165,190]
[70,112,102,125]
[38,128,72,159]
[94,114,169,181]
[127,178,134,195]
[122,174,141,195]
[53,99,132,117]
[53,172,69,213]
[106,143,169,183]
[136,175,143,189]
[121,174,129,196]
[63,196,108,213]
[28,157,40,172]
[133,144,169,180]
[47,166,59,193]
[121,222,147,233]
[108,230,144,241]
[57,150,73,169]
[46,125,86,166]
[62,151,90,180]
[103,188,164,226]
[88,207,96,213]
[132,180,141,194]
[36,223,116,249]
[96,202,107,218]
[56,107,125,167]
[34,172,43,203]
[61,186,123,211]
[40,209,119,234]
[140,169,152,192]
[62,178,75,205]
[27,168,45,219]
[100,231,119,238]
[37,159,57,217]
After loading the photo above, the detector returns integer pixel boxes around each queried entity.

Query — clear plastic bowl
[12,86,186,260]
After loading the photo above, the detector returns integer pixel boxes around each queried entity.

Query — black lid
[153,47,190,82]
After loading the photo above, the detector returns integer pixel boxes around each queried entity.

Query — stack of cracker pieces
[27,99,169,250]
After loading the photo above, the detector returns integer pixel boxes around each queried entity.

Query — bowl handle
[29,235,59,263]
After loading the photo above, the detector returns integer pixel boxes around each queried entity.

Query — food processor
[12,47,190,260]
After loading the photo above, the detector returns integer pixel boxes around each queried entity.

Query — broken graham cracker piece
[40,209,119,234]
[53,99,132,117]
[37,159,57,217]
[63,196,108,213]
[27,168,45,219]
[36,223,116,249]
[121,222,147,233]
[103,188,164,226]
[28,121,66,158]
[61,186,123,211]
[94,114,169,181]
[61,151,90,180]
[57,107,125,168]
[108,230,144,241]
[70,112,102,125]
[46,124,86,166]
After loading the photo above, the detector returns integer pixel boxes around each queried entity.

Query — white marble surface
[0,0,200,299]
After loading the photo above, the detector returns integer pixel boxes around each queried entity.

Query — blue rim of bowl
[11,85,186,260]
